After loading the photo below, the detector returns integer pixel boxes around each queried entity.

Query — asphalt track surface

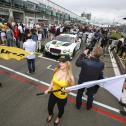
[0,38,126,126]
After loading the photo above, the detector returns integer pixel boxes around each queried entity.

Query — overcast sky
[52,0,126,24]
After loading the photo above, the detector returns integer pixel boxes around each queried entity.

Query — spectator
[18,23,25,42]
[55,27,60,36]
[24,27,30,42]
[109,40,120,52]
[60,25,64,33]
[6,23,14,46]
[43,25,48,39]
[13,24,20,48]
[49,25,56,40]
[100,34,109,55]
[37,30,42,52]
[116,40,123,54]
[119,38,126,58]
[31,29,38,42]
[0,26,6,45]
[23,33,36,74]
[91,30,101,47]
[76,47,104,110]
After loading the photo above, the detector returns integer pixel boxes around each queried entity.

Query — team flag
[0,46,29,61]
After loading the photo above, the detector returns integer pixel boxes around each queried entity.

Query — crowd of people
[1,21,126,125]
[44,45,126,125]
[83,26,126,59]
[110,36,126,59]
[0,22,69,52]
[44,46,104,125]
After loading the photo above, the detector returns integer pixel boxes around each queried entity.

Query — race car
[44,34,81,59]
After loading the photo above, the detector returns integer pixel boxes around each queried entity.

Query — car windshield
[55,35,75,43]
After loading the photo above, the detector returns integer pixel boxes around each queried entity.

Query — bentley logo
[55,44,59,47]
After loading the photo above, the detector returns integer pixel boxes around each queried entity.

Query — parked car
[44,34,81,59]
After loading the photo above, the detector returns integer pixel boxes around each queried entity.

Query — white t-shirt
[37,34,42,41]
[88,32,94,39]
[1,32,6,37]
[60,27,64,33]
[23,39,36,59]
[18,25,23,33]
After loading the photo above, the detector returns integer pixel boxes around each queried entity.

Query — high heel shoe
[54,117,60,126]
[46,115,53,123]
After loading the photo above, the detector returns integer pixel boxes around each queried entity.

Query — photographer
[75,47,104,110]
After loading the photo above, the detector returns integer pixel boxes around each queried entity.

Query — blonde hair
[53,61,74,86]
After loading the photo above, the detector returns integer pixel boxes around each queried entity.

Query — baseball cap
[58,55,71,62]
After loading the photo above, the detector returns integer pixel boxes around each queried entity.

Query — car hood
[48,40,72,47]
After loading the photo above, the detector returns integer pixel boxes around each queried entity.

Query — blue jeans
[15,38,20,48]
[76,88,94,109]
[27,59,35,73]
[7,38,13,46]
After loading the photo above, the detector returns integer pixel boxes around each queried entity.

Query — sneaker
[120,110,126,116]
[46,115,53,123]
[76,105,81,110]
[54,117,60,126]
[86,107,92,111]
[26,71,32,75]
[119,101,126,107]
[86,106,92,111]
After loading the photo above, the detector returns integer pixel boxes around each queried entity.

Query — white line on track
[47,65,54,71]
[0,64,120,113]
[109,49,120,76]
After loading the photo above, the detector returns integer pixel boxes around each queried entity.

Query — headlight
[45,44,50,50]
[63,49,70,53]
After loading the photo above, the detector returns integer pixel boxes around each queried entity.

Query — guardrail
[112,50,125,74]
[122,32,126,37]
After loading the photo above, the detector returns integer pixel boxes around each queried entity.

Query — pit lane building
[0,0,87,26]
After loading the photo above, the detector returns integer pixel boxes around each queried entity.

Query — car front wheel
[71,49,76,59]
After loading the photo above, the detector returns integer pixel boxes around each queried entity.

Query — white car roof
[59,34,77,38]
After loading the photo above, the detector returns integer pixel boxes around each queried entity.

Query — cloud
[52,0,126,24]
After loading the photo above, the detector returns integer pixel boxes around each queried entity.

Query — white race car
[44,34,81,59]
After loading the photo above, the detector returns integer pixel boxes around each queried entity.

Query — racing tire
[71,49,76,59]
[43,50,48,57]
